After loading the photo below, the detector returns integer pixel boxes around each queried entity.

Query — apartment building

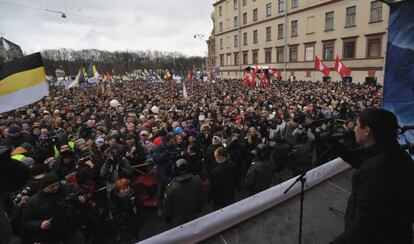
[210,0,388,83]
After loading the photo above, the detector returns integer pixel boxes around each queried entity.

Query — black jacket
[334,143,414,244]
[245,158,275,195]
[163,172,202,225]
[210,160,237,209]
[21,184,80,242]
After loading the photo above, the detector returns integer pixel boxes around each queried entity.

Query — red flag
[269,67,281,81]
[187,72,193,81]
[335,56,350,78]
[315,56,331,76]
[243,72,250,87]
[260,69,269,87]
[251,65,259,86]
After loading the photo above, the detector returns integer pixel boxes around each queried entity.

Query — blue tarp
[383,1,414,148]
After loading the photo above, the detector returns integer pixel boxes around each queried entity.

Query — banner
[382,1,414,144]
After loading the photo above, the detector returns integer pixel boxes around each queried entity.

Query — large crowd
[0,78,382,243]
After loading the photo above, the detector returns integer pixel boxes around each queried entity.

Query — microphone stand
[284,170,307,244]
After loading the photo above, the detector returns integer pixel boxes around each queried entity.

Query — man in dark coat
[245,144,275,195]
[163,159,202,226]
[210,147,237,210]
[333,108,414,244]
[22,174,85,243]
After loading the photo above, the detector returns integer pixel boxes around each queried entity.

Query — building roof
[0,37,21,51]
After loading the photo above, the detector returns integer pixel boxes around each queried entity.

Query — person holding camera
[22,173,85,243]
[163,159,202,227]
[332,108,414,244]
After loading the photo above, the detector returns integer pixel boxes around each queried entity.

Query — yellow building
[210,0,389,84]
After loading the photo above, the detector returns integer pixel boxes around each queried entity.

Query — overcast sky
[0,0,214,56]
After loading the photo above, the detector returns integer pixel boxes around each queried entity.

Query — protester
[0,77,384,242]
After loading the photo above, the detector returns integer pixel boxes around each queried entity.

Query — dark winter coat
[333,143,414,244]
[210,160,237,209]
[163,172,202,225]
[245,158,275,195]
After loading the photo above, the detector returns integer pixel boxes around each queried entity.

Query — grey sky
[0,0,214,56]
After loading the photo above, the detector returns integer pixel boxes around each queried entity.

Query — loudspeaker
[343,77,352,83]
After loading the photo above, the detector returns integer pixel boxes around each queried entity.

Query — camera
[13,186,31,206]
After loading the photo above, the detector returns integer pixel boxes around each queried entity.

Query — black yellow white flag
[0,53,48,113]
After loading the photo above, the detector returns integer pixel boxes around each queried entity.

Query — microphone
[400,125,414,133]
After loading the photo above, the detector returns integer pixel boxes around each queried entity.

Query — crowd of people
[0,78,382,243]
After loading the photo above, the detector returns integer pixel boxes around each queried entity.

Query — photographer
[21,173,85,243]
[333,108,414,244]
[245,144,275,195]
[100,147,132,195]
[52,149,78,180]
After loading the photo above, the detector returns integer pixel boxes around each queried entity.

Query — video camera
[13,186,31,206]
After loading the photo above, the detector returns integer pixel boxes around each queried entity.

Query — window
[323,41,335,60]
[226,36,230,48]
[253,8,258,22]
[278,23,284,39]
[252,50,258,64]
[219,6,222,16]
[277,47,284,63]
[306,16,315,34]
[243,32,248,46]
[243,12,247,25]
[370,1,383,23]
[253,30,258,44]
[265,49,272,63]
[234,52,239,65]
[346,6,356,27]
[234,0,238,10]
[219,22,223,32]
[234,35,239,47]
[325,12,334,31]
[343,38,356,59]
[266,27,272,41]
[220,38,223,50]
[266,3,272,17]
[289,45,298,62]
[292,0,298,9]
[278,0,284,13]
[243,52,248,64]
[227,53,232,65]
[367,36,381,58]
[243,0,247,6]
[291,20,298,37]
[304,43,315,61]
[220,54,224,66]
[234,16,238,28]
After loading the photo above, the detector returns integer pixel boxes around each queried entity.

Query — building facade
[210,0,388,84]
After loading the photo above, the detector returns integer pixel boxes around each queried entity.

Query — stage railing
[138,158,351,244]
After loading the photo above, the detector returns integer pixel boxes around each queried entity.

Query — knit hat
[31,164,47,177]
[212,136,221,145]
[11,147,28,156]
[8,125,22,134]
[41,174,60,189]
[115,178,130,190]
[74,138,86,149]
[153,136,162,146]
[20,157,35,167]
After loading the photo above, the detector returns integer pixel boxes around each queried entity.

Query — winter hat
[214,147,227,164]
[8,125,22,134]
[41,174,60,189]
[74,138,86,149]
[153,136,162,146]
[115,178,130,190]
[31,164,47,177]
[212,136,221,145]
[11,147,28,156]
[20,142,34,151]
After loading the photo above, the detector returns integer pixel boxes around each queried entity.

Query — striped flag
[0,53,48,113]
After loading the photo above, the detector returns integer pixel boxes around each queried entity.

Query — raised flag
[335,56,350,78]
[251,65,259,86]
[0,53,48,113]
[243,71,250,87]
[269,67,281,81]
[182,83,188,98]
[187,72,193,81]
[261,69,269,87]
[315,56,331,76]
[68,65,86,89]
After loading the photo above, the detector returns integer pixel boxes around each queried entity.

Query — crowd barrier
[138,158,351,244]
